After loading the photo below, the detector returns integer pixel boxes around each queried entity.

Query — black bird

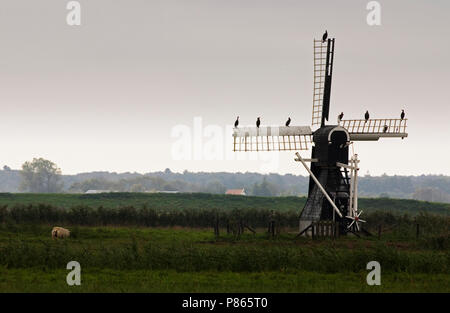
[338,112,344,121]
[383,125,388,133]
[234,116,239,128]
[285,117,291,127]
[322,30,328,43]
[256,117,261,128]
[400,109,405,120]
[364,110,370,123]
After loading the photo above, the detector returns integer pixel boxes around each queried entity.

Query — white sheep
[52,226,70,239]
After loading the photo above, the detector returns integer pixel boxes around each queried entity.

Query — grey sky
[0,0,449,176]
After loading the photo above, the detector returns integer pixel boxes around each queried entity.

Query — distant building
[145,190,180,194]
[225,188,246,196]
[85,190,112,194]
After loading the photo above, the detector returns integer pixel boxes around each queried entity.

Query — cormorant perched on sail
[400,109,405,120]
[364,110,370,123]
[234,116,239,128]
[322,30,328,43]
[285,117,291,127]
[338,112,344,121]
[383,125,388,133]
[256,117,261,128]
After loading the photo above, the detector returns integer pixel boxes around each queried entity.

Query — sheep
[52,226,70,239]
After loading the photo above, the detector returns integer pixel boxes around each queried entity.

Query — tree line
[1,158,450,202]
[1,204,448,243]
[0,204,299,228]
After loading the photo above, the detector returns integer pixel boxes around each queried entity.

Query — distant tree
[19,158,63,193]
[151,176,167,190]
[69,178,119,193]
[252,178,278,196]
[413,187,450,203]
[163,180,183,191]
[3,165,11,171]
[204,180,226,194]
[130,183,145,192]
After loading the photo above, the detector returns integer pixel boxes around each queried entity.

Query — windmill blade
[347,220,355,228]
[340,118,408,141]
[232,126,312,152]
[312,38,334,127]
[355,221,360,231]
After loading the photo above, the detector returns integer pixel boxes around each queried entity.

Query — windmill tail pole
[295,152,343,218]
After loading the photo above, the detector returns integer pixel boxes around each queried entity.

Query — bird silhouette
[383,125,388,133]
[338,112,344,121]
[285,117,291,127]
[400,109,405,120]
[364,110,370,123]
[234,116,239,128]
[322,30,328,43]
[256,117,261,128]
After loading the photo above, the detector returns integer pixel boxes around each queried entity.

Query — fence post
[214,213,219,238]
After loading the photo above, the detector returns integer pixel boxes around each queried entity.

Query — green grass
[0,193,448,292]
[1,268,447,292]
[0,193,303,211]
[0,225,448,292]
[0,192,448,215]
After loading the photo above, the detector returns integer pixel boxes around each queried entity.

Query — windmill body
[299,125,351,234]
[232,34,408,235]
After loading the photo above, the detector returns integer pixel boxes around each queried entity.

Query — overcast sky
[0,0,449,176]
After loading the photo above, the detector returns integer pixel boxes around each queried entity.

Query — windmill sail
[341,118,408,140]
[232,126,312,152]
[312,38,335,127]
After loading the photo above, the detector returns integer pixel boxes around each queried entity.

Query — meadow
[0,193,448,292]
[0,192,449,215]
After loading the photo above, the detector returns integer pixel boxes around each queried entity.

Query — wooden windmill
[232,33,408,236]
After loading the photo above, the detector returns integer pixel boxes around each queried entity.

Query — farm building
[225,189,246,196]
[85,190,113,194]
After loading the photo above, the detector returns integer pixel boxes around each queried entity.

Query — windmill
[232,33,408,236]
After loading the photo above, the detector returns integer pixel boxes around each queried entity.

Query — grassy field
[0,192,449,215]
[0,193,448,292]
[0,224,448,292]
[2,268,447,293]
